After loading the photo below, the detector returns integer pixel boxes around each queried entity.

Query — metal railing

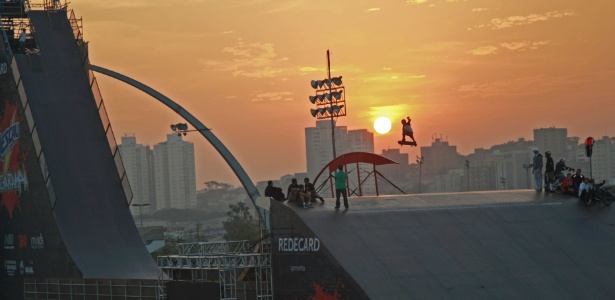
[67,8,134,205]
[24,278,159,300]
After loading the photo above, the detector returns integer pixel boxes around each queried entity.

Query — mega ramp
[270,191,615,299]
[1,8,158,299]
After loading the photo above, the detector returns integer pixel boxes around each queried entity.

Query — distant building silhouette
[305,120,347,179]
[421,137,463,176]
[299,126,615,195]
[534,127,568,161]
[305,121,377,195]
[153,134,197,210]
[586,136,615,181]
[118,135,156,214]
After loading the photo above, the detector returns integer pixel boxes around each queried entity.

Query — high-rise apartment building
[380,148,409,180]
[420,137,462,175]
[305,121,378,195]
[153,134,197,210]
[534,127,568,160]
[494,150,531,190]
[589,136,615,182]
[305,120,348,180]
[118,136,155,215]
[347,129,376,195]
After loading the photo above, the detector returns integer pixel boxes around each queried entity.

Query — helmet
[559,157,565,162]
[532,146,539,151]
[545,151,551,156]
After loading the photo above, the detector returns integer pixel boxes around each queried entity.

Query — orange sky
[69,0,615,188]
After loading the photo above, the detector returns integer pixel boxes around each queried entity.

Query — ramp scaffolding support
[157,241,273,300]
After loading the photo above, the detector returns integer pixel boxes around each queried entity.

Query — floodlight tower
[309,50,347,159]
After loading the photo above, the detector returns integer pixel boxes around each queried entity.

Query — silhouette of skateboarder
[398,117,417,147]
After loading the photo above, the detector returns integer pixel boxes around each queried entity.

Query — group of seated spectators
[264,178,325,208]
[560,168,606,205]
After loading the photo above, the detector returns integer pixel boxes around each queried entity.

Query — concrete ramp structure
[270,191,615,299]
[0,7,159,299]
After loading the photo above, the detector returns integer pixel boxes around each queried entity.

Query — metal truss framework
[157,241,273,300]
[178,240,250,256]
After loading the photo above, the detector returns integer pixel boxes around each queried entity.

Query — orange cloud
[202,39,288,78]
[467,46,498,56]
[486,10,576,29]
[251,92,295,102]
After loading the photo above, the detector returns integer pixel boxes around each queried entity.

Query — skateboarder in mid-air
[401,117,416,145]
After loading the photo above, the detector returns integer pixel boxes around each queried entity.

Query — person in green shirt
[334,165,348,209]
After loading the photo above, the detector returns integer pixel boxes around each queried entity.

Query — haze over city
[70,0,615,187]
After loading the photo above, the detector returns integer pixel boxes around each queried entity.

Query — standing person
[401,117,416,144]
[544,151,554,191]
[532,147,543,192]
[334,165,348,209]
[18,29,27,54]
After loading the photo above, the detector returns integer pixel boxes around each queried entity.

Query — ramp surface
[274,191,615,299]
[13,10,159,279]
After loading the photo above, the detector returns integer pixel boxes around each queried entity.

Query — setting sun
[373,117,392,134]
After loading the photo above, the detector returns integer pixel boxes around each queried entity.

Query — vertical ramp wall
[0,23,81,300]
[10,10,159,280]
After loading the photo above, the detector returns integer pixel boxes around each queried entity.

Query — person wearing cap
[554,157,572,181]
[532,147,543,191]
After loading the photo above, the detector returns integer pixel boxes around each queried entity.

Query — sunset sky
[68,0,615,188]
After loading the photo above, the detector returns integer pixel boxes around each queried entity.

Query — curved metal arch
[90,65,265,223]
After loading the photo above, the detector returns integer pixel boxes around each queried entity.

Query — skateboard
[398,140,417,147]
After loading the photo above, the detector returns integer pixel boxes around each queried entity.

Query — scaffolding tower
[157,240,273,300]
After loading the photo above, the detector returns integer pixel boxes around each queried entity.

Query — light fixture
[309,95,317,104]
[331,76,342,86]
[311,80,318,89]
[332,105,344,114]
[310,109,319,117]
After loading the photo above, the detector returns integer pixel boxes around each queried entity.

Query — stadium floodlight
[311,80,319,89]
[170,123,194,136]
[307,50,346,160]
[332,105,344,114]
[331,76,342,86]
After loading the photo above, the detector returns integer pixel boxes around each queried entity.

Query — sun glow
[373,117,392,134]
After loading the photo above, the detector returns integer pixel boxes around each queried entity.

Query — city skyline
[70,0,615,187]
